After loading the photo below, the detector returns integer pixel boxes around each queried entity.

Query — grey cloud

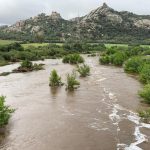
[0,0,150,25]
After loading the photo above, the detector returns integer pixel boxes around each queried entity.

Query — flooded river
[0,56,150,150]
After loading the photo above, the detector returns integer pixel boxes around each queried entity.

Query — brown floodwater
[0,56,150,150]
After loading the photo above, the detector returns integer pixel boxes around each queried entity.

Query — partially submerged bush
[66,71,80,91]
[139,84,150,104]
[33,63,44,71]
[49,69,63,87]
[63,54,84,64]
[124,57,144,73]
[99,55,110,65]
[77,64,90,77]
[87,53,96,57]
[0,96,14,128]
[139,109,150,123]
[13,60,44,73]
[140,64,150,84]
[0,72,11,76]
[21,60,32,68]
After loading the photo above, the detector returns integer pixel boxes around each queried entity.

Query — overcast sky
[0,0,150,25]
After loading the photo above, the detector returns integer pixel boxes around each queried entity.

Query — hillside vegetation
[0,3,150,44]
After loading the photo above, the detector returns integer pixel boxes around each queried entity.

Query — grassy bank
[0,40,19,46]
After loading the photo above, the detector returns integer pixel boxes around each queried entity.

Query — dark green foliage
[49,69,63,87]
[0,96,14,128]
[0,43,70,66]
[111,52,127,66]
[139,84,150,104]
[33,63,44,71]
[0,43,23,52]
[106,48,117,55]
[127,46,144,56]
[77,64,90,77]
[124,57,144,73]
[63,54,84,64]
[87,53,96,57]
[66,71,80,91]
[13,60,44,73]
[99,55,110,64]
[0,72,11,76]
[21,60,32,68]
[63,42,106,52]
[140,64,150,84]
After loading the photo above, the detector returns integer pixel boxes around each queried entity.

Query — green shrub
[0,72,11,76]
[21,60,33,68]
[33,63,44,71]
[0,96,14,128]
[124,57,144,73]
[106,48,117,55]
[49,70,63,87]
[139,84,150,104]
[111,52,127,66]
[140,64,150,84]
[13,60,44,72]
[99,55,110,64]
[77,64,90,77]
[66,71,80,91]
[138,109,150,123]
[63,54,84,64]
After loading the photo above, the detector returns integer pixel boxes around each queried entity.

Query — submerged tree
[49,69,63,87]
[66,71,80,91]
[77,64,90,77]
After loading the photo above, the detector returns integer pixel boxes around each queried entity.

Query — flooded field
[0,56,150,150]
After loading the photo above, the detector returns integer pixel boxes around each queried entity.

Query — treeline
[0,42,106,66]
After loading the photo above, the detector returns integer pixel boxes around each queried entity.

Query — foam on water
[117,110,150,150]
[102,88,150,150]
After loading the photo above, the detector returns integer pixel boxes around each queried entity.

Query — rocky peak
[49,11,62,20]
[81,3,114,21]
[102,2,109,9]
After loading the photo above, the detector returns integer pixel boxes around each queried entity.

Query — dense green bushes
[139,84,150,104]
[124,57,144,73]
[49,70,63,87]
[0,96,14,128]
[140,64,150,84]
[63,42,106,52]
[63,54,84,64]
[111,52,128,66]
[99,55,110,65]
[0,43,71,66]
[100,51,127,66]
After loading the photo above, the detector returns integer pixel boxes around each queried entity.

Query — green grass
[22,43,49,48]
[0,40,18,46]
[105,44,150,48]
[0,40,149,49]
[22,43,63,48]
[105,44,128,48]
[23,43,130,49]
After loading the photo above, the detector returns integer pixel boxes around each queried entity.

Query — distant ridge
[0,3,150,44]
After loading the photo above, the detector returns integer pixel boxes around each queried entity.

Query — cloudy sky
[0,0,150,25]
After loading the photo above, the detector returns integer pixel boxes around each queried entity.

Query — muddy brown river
[0,56,150,150]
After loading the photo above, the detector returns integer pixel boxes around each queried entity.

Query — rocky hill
[0,3,150,44]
